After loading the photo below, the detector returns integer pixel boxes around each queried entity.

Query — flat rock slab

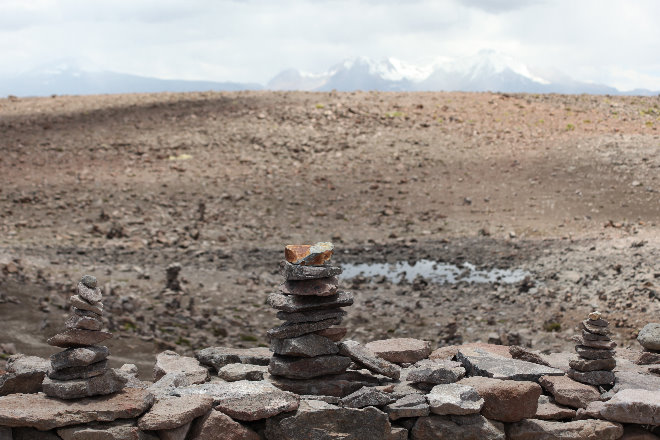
[57,419,141,440]
[65,313,103,331]
[279,277,339,296]
[575,345,614,360]
[268,291,353,313]
[270,333,338,357]
[218,363,268,381]
[187,409,260,440]
[568,356,616,372]
[0,388,154,431]
[338,340,401,380]
[0,355,50,396]
[276,308,346,324]
[47,329,112,348]
[265,400,393,440]
[567,368,615,386]
[280,261,342,280]
[340,386,395,408]
[610,370,660,394]
[457,351,563,382]
[406,359,465,384]
[597,389,660,425]
[70,294,103,315]
[365,338,431,364]
[508,346,551,366]
[270,371,379,398]
[427,383,484,415]
[138,395,213,430]
[506,418,623,440]
[50,346,109,371]
[459,376,541,423]
[195,347,271,371]
[42,369,127,399]
[268,354,351,379]
[267,317,342,339]
[154,350,208,384]
[411,414,505,440]
[535,395,576,420]
[385,394,430,420]
[172,380,299,421]
[47,359,107,381]
[77,282,103,304]
[538,375,601,409]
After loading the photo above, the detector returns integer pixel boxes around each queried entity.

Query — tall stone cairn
[567,311,616,386]
[267,242,354,388]
[42,275,126,399]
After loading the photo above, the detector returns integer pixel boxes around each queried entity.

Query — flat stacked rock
[567,311,616,386]
[43,275,125,399]
[267,243,353,389]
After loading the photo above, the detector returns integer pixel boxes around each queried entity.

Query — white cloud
[0,0,659,90]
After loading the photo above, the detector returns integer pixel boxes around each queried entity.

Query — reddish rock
[0,355,49,396]
[279,277,338,296]
[0,388,154,430]
[138,395,213,431]
[315,327,347,342]
[429,345,459,360]
[506,419,623,440]
[597,389,660,425]
[47,329,113,348]
[539,375,601,409]
[459,376,541,422]
[187,410,260,440]
[365,338,432,364]
[284,242,333,266]
[534,395,576,420]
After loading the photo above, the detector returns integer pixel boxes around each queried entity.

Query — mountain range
[2,51,657,97]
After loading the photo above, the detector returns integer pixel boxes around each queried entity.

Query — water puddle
[340,259,529,284]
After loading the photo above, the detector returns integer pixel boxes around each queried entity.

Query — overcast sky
[1,0,659,91]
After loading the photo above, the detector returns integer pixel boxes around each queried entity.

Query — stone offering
[569,312,616,385]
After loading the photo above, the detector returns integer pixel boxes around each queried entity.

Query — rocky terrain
[1,90,659,377]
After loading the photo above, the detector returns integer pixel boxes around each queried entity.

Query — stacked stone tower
[267,243,354,388]
[42,275,126,399]
[568,311,616,386]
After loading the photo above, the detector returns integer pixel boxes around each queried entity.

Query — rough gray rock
[505,418,624,440]
[456,351,563,382]
[637,323,660,351]
[77,282,103,304]
[427,383,484,415]
[47,359,107,381]
[411,414,505,440]
[265,399,392,440]
[385,394,430,420]
[568,356,616,372]
[365,338,432,364]
[340,386,395,408]
[70,295,104,315]
[596,389,660,425]
[459,376,541,423]
[138,395,213,430]
[267,291,353,313]
[338,340,401,380]
[567,369,615,386]
[217,363,268,381]
[582,320,610,336]
[268,354,351,379]
[47,329,113,348]
[573,336,617,350]
[608,370,660,394]
[0,388,154,430]
[187,410,260,440]
[65,313,104,331]
[406,359,465,384]
[267,317,343,339]
[276,309,346,324]
[195,347,271,371]
[534,395,576,420]
[81,275,98,289]
[42,368,127,399]
[50,346,109,371]
[280,261,342,280]
[0,354,50,396]
[270,333,338,357]
[270,371,379,398]
[57,419,141,440]
[508,346,551,366]
[575,345,614,360]
[279,276,339,296]
[153,351,208,384]
[173,380,299,421]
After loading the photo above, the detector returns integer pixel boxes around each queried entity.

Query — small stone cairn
[567,311,616,386]
[267,242,354,389]
[42,275,126,399]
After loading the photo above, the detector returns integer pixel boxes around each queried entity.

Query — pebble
[588,311,601,320]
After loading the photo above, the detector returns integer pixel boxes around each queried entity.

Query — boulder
[406,359,465,384]
[459,376,541,422]
[457,351,563,382]
[0,388,154,431]
[338,340,401,380]
[637,323,660,351]
[138,395,213,431]
[153,351,208,384]
[340,386,395,408]
[365,338,432,364]
[597,389,660,425]
[385,394,430,420]
[268,354,350,379]
[411,414,505,440]
[265,399,392,440]
[427,383,484,415]
[217,363,267,381]
[538,375,601,409]
[0,355,49,395]
[270,333,338,357]
[195,347,271,371]
[187,409,260,440]
[506,418,623,440]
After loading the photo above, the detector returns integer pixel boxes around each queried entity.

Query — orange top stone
[285,242,333,266]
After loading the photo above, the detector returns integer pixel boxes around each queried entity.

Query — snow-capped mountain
[268,50,651,95]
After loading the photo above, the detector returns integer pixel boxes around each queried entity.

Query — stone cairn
[42,275,126,399]
[568,311,616,386]
[267,242,354,390]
